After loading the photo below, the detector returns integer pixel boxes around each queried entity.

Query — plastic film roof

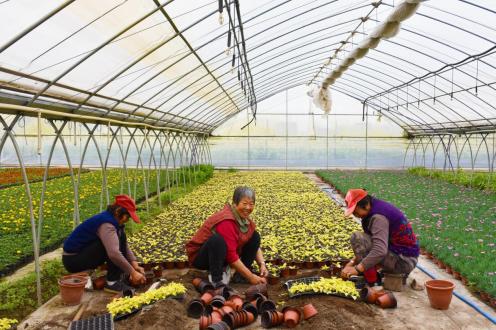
[0,0,495,135]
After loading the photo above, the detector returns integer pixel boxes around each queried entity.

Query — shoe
[104,280,135,297]
[208,266,231,286]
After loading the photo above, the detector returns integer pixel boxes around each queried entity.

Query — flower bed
[316,170,496,297]
[129,171,360,265]
[0,167,87,189]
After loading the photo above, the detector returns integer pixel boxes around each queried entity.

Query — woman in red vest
[186,186,268,288]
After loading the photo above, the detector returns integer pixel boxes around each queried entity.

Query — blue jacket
[63,210,120,253]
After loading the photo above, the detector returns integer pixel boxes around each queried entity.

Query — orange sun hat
[344,189,368,217]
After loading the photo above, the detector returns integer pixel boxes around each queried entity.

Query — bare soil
[115,269,387,330]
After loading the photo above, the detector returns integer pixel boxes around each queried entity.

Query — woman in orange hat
[341,189,419,286]
[62,195,146,294]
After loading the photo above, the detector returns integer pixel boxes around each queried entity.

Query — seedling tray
[69,313,114,330]
[284,276,354,300]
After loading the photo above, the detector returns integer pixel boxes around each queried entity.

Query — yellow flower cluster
[0,318,17,330]
[288,277,359,300]
[106,282,186,317]
[129,171,360,263]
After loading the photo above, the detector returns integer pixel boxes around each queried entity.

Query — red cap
[114,195,141,224]
[344,189,368,217]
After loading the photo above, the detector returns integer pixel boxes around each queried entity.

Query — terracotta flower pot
[218,305,234,316]
[261,310,284,328]
[253,293,267,310]
[480,291,490,302]
[164,261,175,269]
[245,283,268,301]
[242,301,259,319]
[425,280,455,310]
[268,276,279,285]
[59,275,87,306]
[283,307,301,328]
[153,266,162,278]
[294,261,305,268]
[211,310,223,324]
[490,297,496,308]
[195,280,214,294]
[192,277,203,288]
[375,292,398,309]
[92,276,106,290]
[227,294,243,311]
[303,303,318,320]
[280,268,290,278]
[175,261,187,269]
[145,272,154,285]
[201,291,214,304]
[199,314,212,330]
[304,261,313,269]
[187,299,205,318]
[259,299,276,314]
[211,295,226,308]
[360,287,386,304]
[214,286,231,299]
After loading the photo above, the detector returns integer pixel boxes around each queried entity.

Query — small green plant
[0,259,66,321]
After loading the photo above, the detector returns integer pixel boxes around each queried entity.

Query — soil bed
[115,269,384,330]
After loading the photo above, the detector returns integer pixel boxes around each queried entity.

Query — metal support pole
[285,89,288,170]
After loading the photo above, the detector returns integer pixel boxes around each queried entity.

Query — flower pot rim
[425,279,455,290]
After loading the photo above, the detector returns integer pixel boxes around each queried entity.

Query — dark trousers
[193,231,260,282]
[62,229,128,281]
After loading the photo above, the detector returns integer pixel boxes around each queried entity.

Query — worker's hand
[259,263,269,277]
[131,261,145,275]
[130,270,146,285]
[249,274,268,285]
[341,265,358,279]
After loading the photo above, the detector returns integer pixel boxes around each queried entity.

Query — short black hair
[233,186,255,204]
[107,204,130,218]
[356,194,372,209]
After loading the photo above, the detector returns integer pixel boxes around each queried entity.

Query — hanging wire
[450,66,454,100]
[433,74,436,104]
[475,57,479,96]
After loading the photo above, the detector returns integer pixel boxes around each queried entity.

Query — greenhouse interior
[0,0,495,329]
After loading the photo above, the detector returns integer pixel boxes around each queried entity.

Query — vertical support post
[326,113,329,169]
[365,104,368,169]
[247,110,250,169]
[285,89,288,170]
[37,111,42,155]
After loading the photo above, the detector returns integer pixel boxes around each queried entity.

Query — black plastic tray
[69,313,114,330]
